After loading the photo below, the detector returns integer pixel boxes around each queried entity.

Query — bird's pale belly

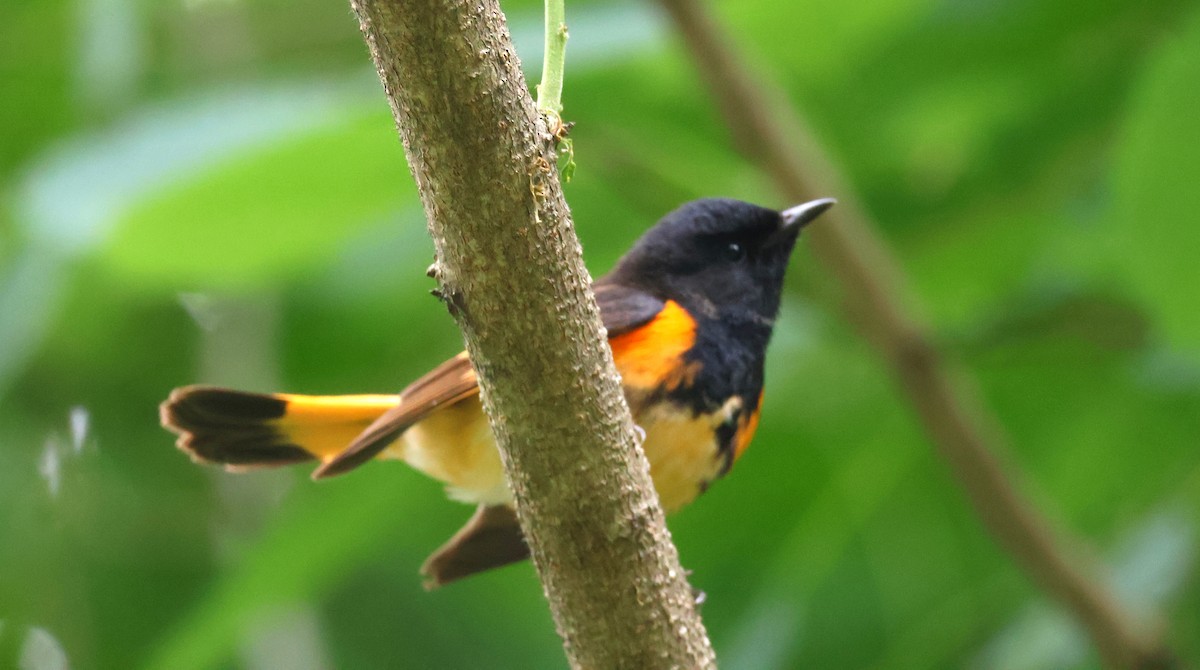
[385,396,727,513]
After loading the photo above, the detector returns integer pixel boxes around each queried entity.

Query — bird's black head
[607,197,834,328]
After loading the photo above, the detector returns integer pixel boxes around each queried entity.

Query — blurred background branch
[655,0,1178,667]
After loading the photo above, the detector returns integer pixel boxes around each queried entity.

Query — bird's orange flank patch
[734,404,761,461]
[609,300,698,391]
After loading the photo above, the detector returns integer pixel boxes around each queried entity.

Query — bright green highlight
[536,0,568,118]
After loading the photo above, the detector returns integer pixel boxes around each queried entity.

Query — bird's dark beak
[779,198,836,237]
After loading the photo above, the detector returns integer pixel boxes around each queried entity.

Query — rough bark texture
[347,0,715,667]
[657,0,1176,668]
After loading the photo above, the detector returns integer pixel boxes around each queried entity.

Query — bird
[161,197,834,587]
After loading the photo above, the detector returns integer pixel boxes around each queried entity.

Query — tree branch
[347,0,714,667]
[656,0,1176,668]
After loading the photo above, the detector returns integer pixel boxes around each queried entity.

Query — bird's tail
[160,385,401,473]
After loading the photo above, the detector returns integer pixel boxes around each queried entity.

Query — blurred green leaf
[0,0,73,177]
[1111,7,1200,361]
[105,110,412,290]
[725,0,935,89]
[143,469,419,670]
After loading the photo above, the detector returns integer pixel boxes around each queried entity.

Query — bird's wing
[593,282,666,337]
[312,283,664,479]
[311,352,479,478]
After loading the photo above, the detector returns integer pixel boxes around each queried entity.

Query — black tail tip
[162,385,288,427]
[161,385,313,469]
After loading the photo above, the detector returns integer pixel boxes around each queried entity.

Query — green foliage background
[2,0,1199,667]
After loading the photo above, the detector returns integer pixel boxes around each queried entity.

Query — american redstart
[161,197,834,586]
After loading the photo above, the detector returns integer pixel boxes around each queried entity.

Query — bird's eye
[723,242,745,261]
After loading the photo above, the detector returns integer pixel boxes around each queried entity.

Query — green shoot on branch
[536,0,575,180]
[536,0,567,117]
